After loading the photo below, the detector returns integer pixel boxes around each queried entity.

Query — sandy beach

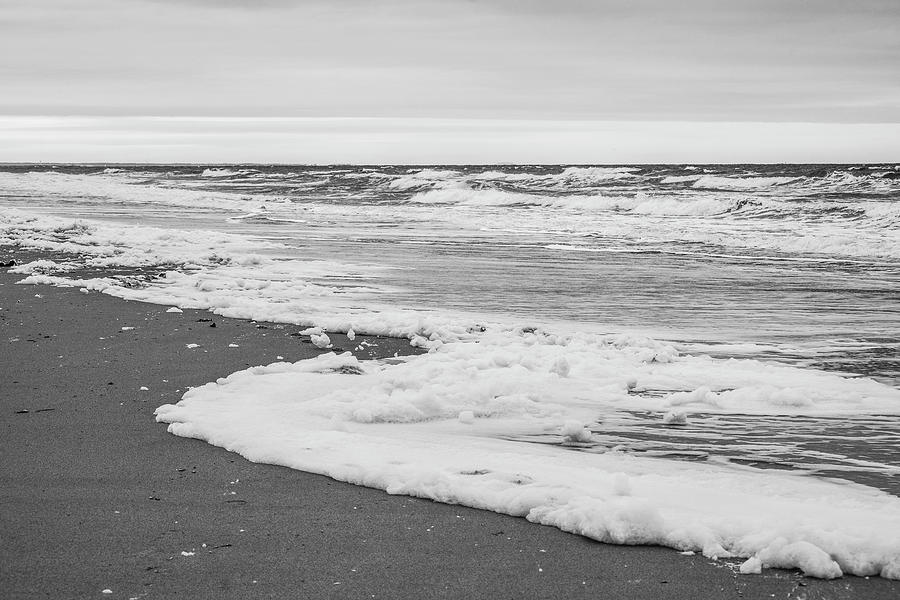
[2,248,899,599]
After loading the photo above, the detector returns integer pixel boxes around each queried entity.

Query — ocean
[2,163,900,578]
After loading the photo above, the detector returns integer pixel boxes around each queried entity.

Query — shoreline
[2,247,899,598]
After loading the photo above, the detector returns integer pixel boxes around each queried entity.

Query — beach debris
[228,343,239,348]
[276,355,284,360]
[186,343,200,349]
[101,589,112,595]
[121,326,135,331]
[79,288,89,294]
[140,386,149,391]
[166,307,183,313]
[347,328,356,340]
[180,551,195,557]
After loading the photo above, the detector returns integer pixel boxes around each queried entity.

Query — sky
[1,0,898,163]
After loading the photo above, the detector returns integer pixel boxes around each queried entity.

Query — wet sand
[2,249,899,599]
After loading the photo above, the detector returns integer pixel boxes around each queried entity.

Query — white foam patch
[155,344,900,579]
[7,259,78,275]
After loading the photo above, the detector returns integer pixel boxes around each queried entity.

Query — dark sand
[2,249,899,600]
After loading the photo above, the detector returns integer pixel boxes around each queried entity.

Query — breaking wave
[691,175,801,190]
[409,187,758,216]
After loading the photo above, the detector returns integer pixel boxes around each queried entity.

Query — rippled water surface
[3,163,896,381]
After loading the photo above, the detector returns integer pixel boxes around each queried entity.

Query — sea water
[2,163,900,577]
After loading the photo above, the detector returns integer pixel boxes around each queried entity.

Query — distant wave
[383,166,641,192]
[691,175,801,190]
[201,167,259,178]
[409,187,757,216]
[660,174,703,184]
[0,170,266,212]
[226,211,308,225]
[862,202,900,227]
[348,166,900,198]
[555,166,640,184]
[409,188,546,206]
[387,169,462,190]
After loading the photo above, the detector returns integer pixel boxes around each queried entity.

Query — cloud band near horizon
[2,116,898,163]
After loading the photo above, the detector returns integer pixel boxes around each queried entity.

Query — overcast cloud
[1,0,898,161]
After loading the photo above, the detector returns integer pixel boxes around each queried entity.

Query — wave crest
[409,188,752,216]
[691,175,801,190]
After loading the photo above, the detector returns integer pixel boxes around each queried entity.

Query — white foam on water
[7,259,78,275]
[0,208,476,340]
[0,170,269,213]
[155,343,900,579]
